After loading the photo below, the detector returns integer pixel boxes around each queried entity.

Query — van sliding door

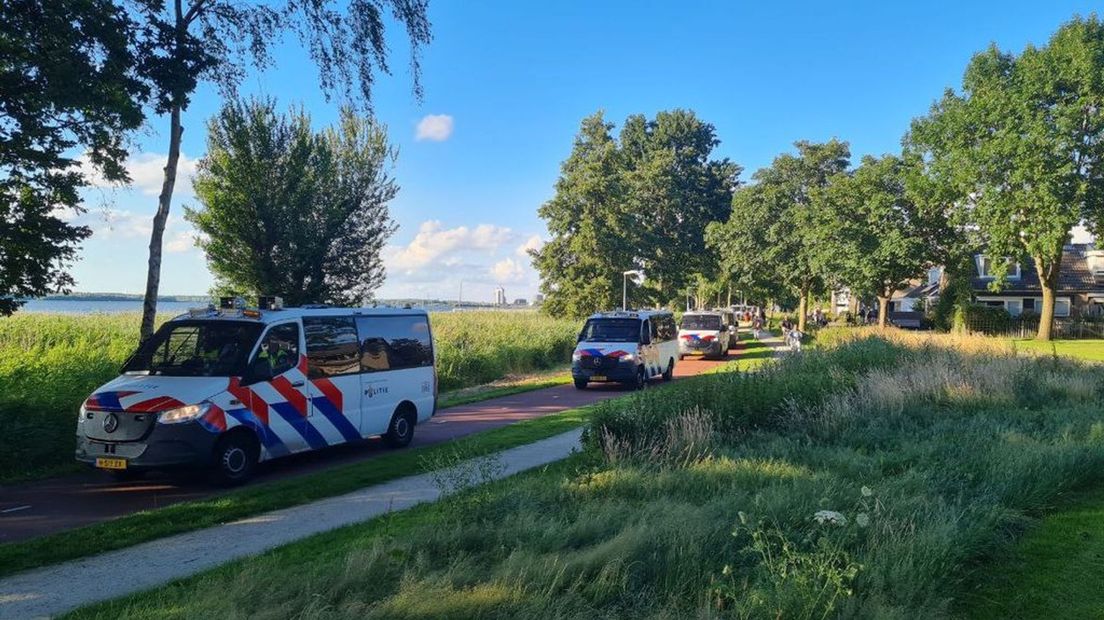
[355,315,435,436]
[302,316,364,446]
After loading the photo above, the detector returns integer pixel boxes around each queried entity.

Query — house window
[976,256,1021,280]
[1023,298,1035,312]
[1055,299,1071,317]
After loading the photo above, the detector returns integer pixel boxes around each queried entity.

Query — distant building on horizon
[494,286,506,306]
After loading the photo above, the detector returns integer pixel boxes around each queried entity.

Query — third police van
[571,310,678,390]
[75,298,437,484]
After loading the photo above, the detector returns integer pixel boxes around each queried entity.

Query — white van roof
[171,305,429,325]
[586,309,672,321]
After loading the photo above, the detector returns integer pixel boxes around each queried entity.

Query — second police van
[75,299,437,484]
[571,310,678,390]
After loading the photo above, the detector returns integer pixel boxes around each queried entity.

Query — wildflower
[813,510,847,526]
[856,513,870,528]
[861,485,873,497]
[738,511,748,525]
[722,565,733,576]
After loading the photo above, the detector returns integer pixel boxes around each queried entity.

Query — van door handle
[290,380,305,387]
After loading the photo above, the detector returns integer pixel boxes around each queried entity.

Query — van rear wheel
[663,359,674,382]
[212,432,259,486]
[573,378,588,390]
[384,407,416,448]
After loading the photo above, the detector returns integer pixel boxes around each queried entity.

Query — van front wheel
[384,407,416,448]
[212,432,259,486]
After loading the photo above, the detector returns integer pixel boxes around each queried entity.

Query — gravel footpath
[0,429,583,619]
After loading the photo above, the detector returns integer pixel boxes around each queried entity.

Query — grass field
[65,333,1104,618]
[0,310,578,482]
[1012,338,1104,362]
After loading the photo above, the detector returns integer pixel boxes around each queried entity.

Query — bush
[961,304,1012,335]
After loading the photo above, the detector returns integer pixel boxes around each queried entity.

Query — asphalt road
[0,344,772,543]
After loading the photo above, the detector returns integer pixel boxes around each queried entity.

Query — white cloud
[387,220,514,272]
[415,114,454,142]
[80,151,199,198]
[490,257,526,283]
[1072,223,1095,244]
[165,230,197,253]
[515,235,544,258]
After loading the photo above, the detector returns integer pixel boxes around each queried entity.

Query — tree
[130,0,432,341]
[709,140,850,332]
[533,110,738,318]
[532,112,633,319]
[619,110,740,304]
[0,0,148,315]
[186,99,398,306]
[814,155,931,328]
[907,15,1104,340]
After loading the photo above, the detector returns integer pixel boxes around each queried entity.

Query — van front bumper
[572,361,638,383]
[75,422,218,470]
[679,341,723,356]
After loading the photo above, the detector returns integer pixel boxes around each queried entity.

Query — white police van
[75,299,437,484]
[571,310,678,390]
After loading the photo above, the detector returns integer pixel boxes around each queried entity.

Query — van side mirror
[243,358,273,385]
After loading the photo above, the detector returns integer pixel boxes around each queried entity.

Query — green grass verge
[60,335,1104,618]
[437,367,572,409]
[962,485,1104,618]
[1012,338,1104,362]
[0,405,590,580]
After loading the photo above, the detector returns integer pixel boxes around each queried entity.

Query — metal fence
[964,316,1104,339]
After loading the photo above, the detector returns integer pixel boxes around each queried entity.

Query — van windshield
[681,315,722,331]
[579,318,640,343]
[122,320,263,377]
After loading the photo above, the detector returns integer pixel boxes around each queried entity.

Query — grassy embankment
[66,331,1104,619]
[0,311,579,483]
[0,339,774,579]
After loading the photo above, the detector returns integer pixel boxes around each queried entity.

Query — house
[971,244,1104,318]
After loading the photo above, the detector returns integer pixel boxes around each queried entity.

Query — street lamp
[622,270,644,310]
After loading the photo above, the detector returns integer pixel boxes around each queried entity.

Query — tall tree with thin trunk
[130,0,431,341]
[907,15,1104,340]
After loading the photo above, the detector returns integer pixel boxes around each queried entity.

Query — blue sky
[70,0,1100,302]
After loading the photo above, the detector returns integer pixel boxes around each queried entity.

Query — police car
[571,310,678,390]
[75,298,437,484]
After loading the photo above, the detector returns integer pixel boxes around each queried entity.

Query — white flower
[813,510,848,526]
[722,565,733,576]
[856,512,871,528]
[861,486,873,497]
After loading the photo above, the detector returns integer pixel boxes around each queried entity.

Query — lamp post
[622,270,644,310]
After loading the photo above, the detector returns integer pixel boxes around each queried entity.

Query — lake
[19,299,202,315]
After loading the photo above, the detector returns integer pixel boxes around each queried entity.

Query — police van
[75,299,437,484]
[571,310,678,390]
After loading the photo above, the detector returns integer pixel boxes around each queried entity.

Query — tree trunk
[1035,253,1060,341]
[877,295,890,329]
[139,104,183,342]
[797,285,809,332]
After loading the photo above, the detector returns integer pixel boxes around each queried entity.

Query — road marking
[1,505,31,514]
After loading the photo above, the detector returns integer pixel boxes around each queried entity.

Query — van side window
[658,316,676,341]
[303,316,360,379]
[356,315,433,372]
[256,323,300,376]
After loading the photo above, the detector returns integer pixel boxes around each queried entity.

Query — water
[19,299,201,315]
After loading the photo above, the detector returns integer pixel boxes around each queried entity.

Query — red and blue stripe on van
[578,349,630,358]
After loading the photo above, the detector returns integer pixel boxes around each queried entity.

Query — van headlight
[572,351,583,362]
[158,403,211,425]
[620,353,635,362]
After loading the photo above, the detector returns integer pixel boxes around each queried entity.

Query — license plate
[95,457,127,470]
[591,375,606,382]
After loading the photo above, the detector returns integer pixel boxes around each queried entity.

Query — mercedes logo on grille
[103,413,119,434]
[592,357,602,368]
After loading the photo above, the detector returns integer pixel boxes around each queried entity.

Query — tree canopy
[187,99,398,306]
[533,110,738,319]
[907,15,1104,339]
[131,0,432,340]
[709,140,850,331]
[0,0,148,314]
